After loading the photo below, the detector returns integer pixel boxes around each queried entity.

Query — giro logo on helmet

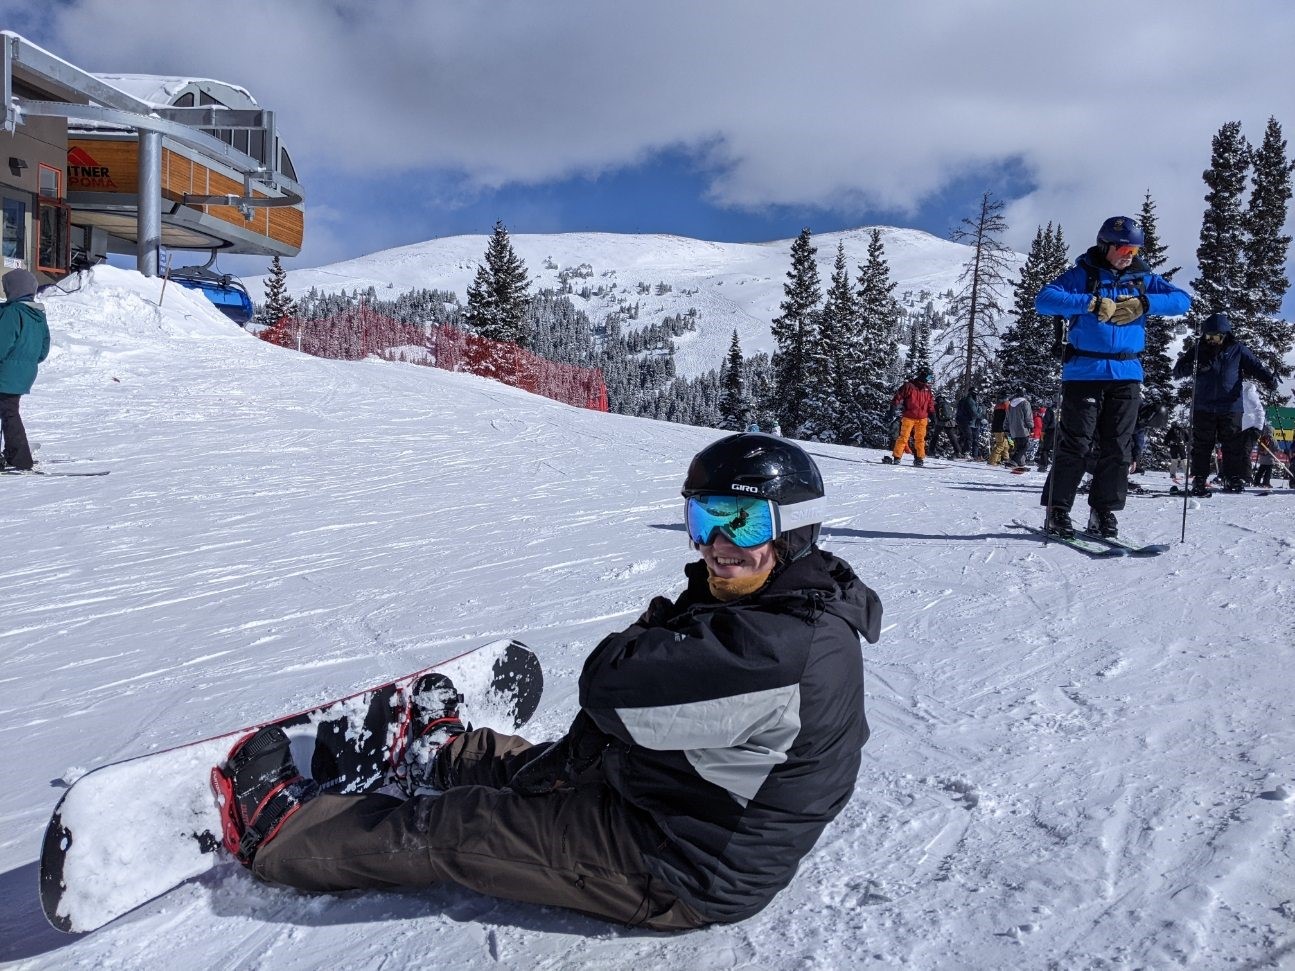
[730,483,759,493]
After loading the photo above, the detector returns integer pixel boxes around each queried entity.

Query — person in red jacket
[884,372,937,466]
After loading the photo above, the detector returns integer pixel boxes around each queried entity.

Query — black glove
[510,711,608,796]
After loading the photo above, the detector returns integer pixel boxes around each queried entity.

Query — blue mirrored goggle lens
[685,495,776,548]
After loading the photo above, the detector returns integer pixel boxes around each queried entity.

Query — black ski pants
[0,394,33,470]
[1189,410,1245,484]
[928,423,958,456]
[1040,380,1140,513]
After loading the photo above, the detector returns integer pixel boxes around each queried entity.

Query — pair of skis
[1010,519,1169,558]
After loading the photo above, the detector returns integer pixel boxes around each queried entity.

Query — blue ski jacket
[1036,247,1190,382]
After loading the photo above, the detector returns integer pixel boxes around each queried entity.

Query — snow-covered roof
[92,74,258,109]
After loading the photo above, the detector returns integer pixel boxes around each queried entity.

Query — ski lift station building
[1,30,304,283]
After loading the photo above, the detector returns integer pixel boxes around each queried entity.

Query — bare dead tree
[940,192,1015,392]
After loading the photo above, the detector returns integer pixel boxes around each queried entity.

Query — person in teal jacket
[0,269,51,471]
[1034,216,1190,539]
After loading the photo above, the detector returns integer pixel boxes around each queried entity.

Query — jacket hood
[2,268,37,301]
[1202,312,1233,335]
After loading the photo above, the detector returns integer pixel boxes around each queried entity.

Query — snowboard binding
[211,726,319,866]
[389,672,466,796]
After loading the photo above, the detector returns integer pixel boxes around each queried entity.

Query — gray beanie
[2,268,38,301]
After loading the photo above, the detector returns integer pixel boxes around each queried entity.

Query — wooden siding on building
[67,136,302,249]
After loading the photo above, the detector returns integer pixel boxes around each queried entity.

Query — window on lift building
[2,195,26,264]
[35,163,69,275]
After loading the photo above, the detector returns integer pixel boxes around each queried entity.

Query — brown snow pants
[252,727,708,931]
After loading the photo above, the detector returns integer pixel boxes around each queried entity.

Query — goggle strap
[777,496,827,533]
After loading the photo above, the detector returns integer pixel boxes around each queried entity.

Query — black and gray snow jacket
[578,548,881,923]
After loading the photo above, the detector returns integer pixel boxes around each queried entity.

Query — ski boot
[1045,507,1075,540]
[881,455,895,465]
[1188,477,1212,497]
[913,457,925,467]
[212,726,318,866]
[390,672,465,795]
[1087,509,1118,538]
[1222,478,1247,494]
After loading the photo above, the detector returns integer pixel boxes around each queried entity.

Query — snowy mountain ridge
[251,226,1021,379]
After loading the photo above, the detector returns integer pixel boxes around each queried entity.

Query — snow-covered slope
[2,267,1292,970]
[252,227,1007,379]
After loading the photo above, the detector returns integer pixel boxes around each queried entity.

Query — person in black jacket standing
[1173,313,1276,495]
[217,434,882,929]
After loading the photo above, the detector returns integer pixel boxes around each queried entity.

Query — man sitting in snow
[215,434,881,929]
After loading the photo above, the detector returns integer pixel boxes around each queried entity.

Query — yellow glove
[1109,296,1146,325]
[1088,296,1118,322]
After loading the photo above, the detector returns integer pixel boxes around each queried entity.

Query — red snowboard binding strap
[211,727,318,866]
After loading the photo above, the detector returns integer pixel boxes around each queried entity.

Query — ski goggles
[684,494,827,548]
[1109,244,1141,257]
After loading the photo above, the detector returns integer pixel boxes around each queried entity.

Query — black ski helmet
[682,433,825,558]
[1096,216,1145,248]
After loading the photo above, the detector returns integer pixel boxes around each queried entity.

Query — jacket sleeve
[578,612,804,752]
[0,308,17,362]
[1172,342,1197,378]
[1035,266,1092,317]
[1144,274,1191,318]
[1238,346,1275,386]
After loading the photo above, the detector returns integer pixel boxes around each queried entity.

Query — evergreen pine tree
[1190,121,1251,328]
[718,330,750,430]
[261,255,296,326]
[854,229,903,447]
[802,241,859,442]
[1137,192,1181,412]
[903,315,932,378]
[996,223,1063,400]
[770,228,822,437]
[1240,116,1294,399]
[942,192,1015,391]
[465,220,533,347]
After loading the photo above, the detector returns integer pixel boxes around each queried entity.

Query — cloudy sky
[9,0,1295,309]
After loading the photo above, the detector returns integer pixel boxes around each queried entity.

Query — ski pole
[1180,320,1204,543]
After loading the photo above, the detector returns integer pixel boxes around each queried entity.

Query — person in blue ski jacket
[1034,216,1190,538]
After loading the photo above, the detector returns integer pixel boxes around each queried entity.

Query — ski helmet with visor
[682,433,827,561]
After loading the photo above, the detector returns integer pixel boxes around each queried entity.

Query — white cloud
[25,0,1295,288]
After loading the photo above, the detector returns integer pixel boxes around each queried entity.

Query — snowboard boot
[212,725,319,866]
[881,455,894,465]
[1087,509,1118,538]
[1222,478,1247,493]
[1045,507,1075,540]
[390,673,465,795]
[913,457,925,467]
[1189,477,1212,497]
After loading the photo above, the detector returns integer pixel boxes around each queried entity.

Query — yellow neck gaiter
[708,566,775,602]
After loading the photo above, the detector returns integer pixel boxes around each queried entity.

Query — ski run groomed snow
[1,266,1292,971]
